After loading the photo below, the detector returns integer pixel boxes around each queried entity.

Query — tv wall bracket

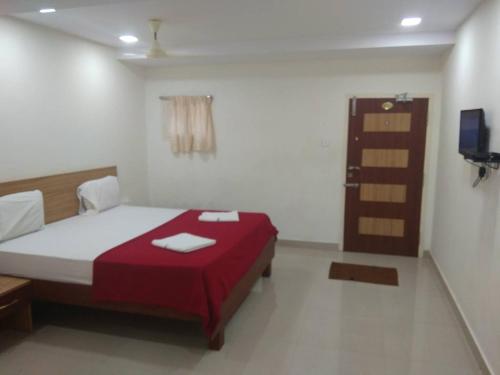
[465,154,500,187]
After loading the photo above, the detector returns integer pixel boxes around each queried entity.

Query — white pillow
[77,176,120,214]
[0,190,45,242]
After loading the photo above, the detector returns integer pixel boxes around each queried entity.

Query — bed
[0,167,277,349]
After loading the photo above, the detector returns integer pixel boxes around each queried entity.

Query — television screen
[459,109,486,156]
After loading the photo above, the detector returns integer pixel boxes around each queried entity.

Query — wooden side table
[0,276,33,332]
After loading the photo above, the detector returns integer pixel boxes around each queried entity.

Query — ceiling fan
[146,18,167,58]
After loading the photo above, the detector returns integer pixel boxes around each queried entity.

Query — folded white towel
[151,233,216,253]
[199,211,240,222]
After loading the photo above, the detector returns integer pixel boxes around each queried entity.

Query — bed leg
[262,263,272,278]
[208,329,225,350]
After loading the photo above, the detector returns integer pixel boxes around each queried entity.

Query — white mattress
[0,205,186,285]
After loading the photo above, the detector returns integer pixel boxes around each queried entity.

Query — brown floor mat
[329,262,399,286]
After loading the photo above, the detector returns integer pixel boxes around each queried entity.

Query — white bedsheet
[0,205,186,285]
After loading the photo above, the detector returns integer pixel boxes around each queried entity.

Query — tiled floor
[0,245,483,374]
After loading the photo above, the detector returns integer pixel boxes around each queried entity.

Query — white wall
[0,17,148,204]
[431,0,500,372]
[0,16,443,249]
[145,57,442,247]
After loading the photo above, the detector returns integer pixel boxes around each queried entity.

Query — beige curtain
[163,96,215,153]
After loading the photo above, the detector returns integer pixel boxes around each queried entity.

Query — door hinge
[351,96,357,117]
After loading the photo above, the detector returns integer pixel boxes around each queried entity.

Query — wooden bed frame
[0,166,275,350]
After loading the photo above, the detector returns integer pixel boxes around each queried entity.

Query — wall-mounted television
[459,109,488,158]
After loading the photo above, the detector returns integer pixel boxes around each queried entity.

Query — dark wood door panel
[343,98,428,257]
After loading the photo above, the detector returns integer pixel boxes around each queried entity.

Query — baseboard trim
[425,251,493,375]
[277,239,338,251]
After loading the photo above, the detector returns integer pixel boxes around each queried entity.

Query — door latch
[343,183,360,188]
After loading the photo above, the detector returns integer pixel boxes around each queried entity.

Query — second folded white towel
[151,233,216,253]
[199,210,240,222]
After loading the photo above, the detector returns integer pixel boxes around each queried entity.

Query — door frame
[337,93,439,257]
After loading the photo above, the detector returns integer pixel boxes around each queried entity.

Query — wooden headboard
[0,166,117,224]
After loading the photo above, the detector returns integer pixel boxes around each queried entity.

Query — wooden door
[343,98,428,257]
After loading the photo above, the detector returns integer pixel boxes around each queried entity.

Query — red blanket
[92,210,277,336]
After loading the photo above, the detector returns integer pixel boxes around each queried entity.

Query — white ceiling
[5,0,481,65]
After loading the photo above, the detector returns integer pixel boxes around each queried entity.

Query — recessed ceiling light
[39,8,56,14]
[401,17,422,27]
[119,35,138,44]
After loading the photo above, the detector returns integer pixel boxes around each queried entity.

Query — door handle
[343,183,360,188]
[347,166,361,171]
